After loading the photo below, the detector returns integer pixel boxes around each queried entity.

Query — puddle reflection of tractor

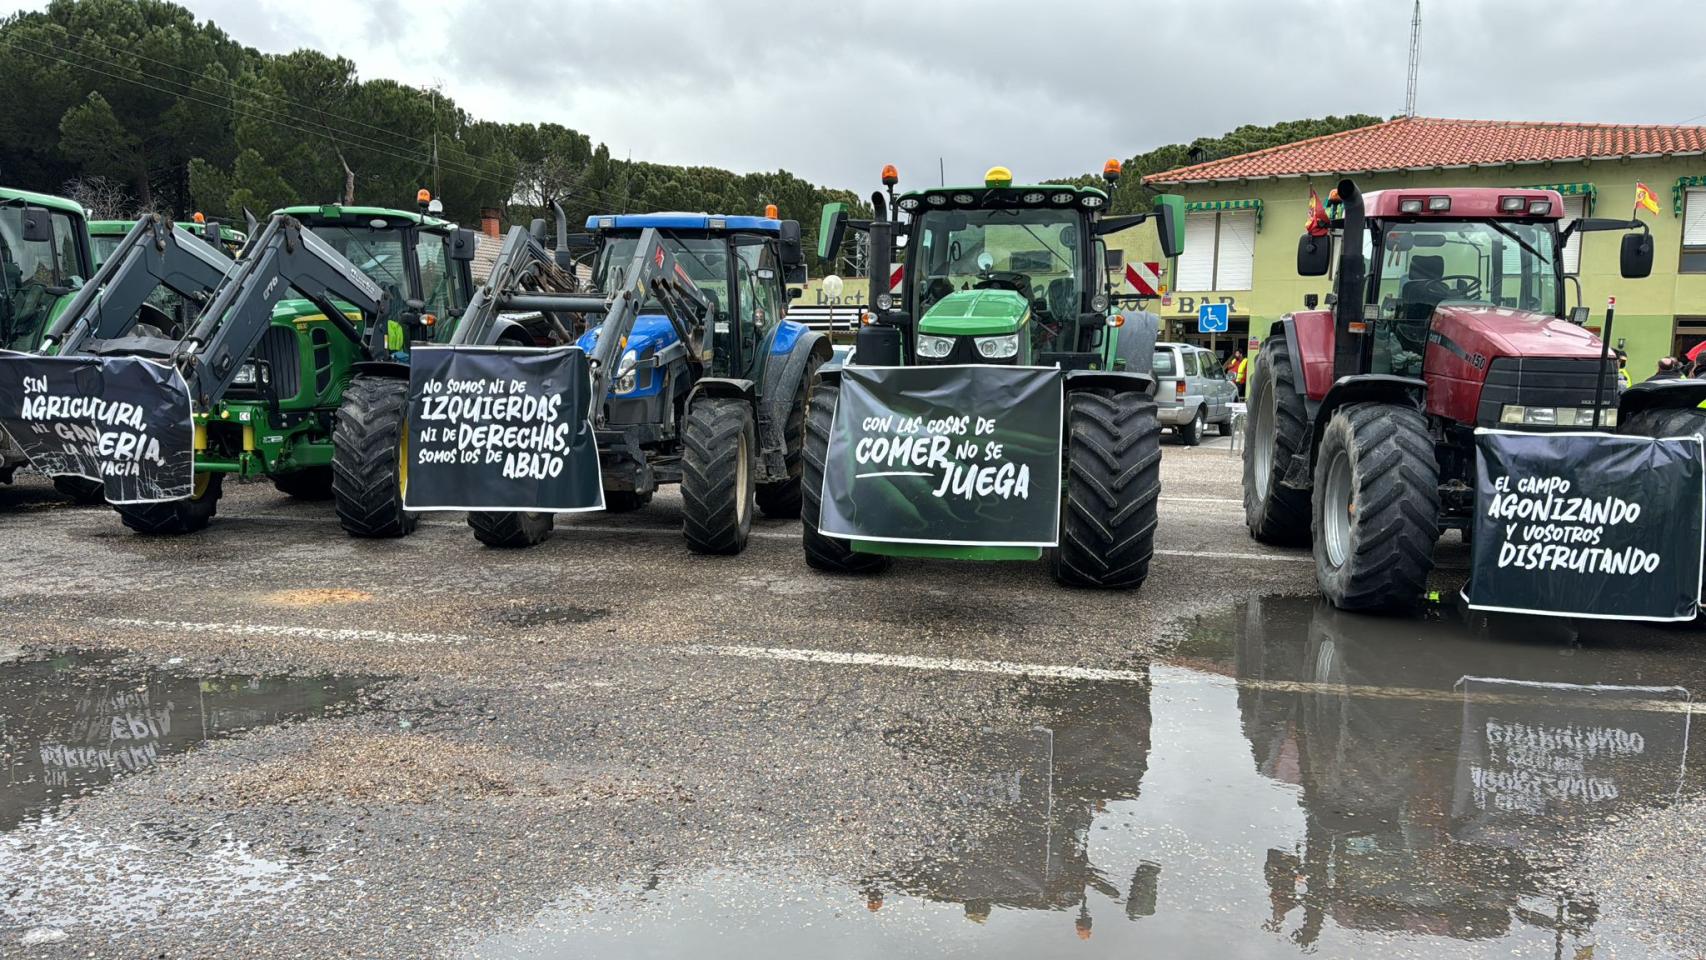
[1242,180,1698,613]
[1232,595,1695,950]
[867,675,1157,937]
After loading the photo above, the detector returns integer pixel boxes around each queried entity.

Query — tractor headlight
[1090,292,1109,312]
[915,334,955,359]
[875,292,893,311]
[613,348,640,394]
[975,334,1019,360]
[232,363,258,386]
[1499,404,1616,427]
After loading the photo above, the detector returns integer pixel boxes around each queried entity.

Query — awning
[1184,198,1263,232]
[1674,176,1706,217]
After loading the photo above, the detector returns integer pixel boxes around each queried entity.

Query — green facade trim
[1185,198,1263,232]
[1673,177,1706,217]
[1522,181,1596,215]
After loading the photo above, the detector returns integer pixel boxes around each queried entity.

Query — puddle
[1,650,370,831]
[465,596,1705,959]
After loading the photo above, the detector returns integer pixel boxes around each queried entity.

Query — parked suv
[1153,342,1237,445]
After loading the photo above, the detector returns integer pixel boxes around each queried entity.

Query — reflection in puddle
[0,650,370,831]
[467,597,1703,959]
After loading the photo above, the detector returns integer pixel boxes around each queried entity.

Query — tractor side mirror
[450,228,478,262]
[818,203,848,262]
[1620,232,1653,279]
[528,218,548,243]
[21,208,53,243]
[1104,247,1124,271]
[778,220,804,267]
[787,287,803,300]
[1304,293,1319,310]
[1297,233,1331,277]
[1153,197,1183,260]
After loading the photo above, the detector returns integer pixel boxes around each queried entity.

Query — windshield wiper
[1484,221,1551,270]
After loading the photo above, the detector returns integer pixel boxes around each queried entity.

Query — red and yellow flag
[1305,187,1330,237]
[1635,181,1662,215]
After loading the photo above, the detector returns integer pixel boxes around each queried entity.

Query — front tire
[1049,389,1162,589]
[756,351,824,520]
[331,376,418,538]
[680,396,755,554]
[468,511,555,548]
[801,380,889,574]
[1244,337,1313,545]
[1312,402,1439,613]
[52,475,106,505]
[115,473,223,535]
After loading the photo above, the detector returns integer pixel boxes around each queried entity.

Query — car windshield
[1,205,86,351]
[910,206,1085,327]
[308,224,411,294]
[592,232,729,314]
[1373,219,1562,321]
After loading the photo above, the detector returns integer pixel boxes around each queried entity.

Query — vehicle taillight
[1175,380,1186,398]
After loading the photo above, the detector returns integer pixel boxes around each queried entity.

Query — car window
[1152,349,1176,376]
[1182,351,1199,377]
[1203,359,1224,380]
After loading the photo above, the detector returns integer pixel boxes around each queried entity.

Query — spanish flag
[1305,187,1330,237]
[1635,181,1662,215]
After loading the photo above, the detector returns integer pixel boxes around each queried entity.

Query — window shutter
[1559,195,1585,274]
[1216,210,1256,290]
[1685,189,1706,247]
[1177,212,1217,291]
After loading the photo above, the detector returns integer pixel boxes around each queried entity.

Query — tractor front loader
[803,162,1179,588]
[446,208,827,553]
[1243,178,1690,614]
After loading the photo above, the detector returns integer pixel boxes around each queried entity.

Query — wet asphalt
[2,434,1703,959]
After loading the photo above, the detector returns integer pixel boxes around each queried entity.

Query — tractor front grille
[225,325,302,401]
[1475,357,1618,428]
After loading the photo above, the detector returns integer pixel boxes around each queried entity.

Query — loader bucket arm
[175,215,392,407]
[582,228,710,416]
[451,225,593,347]
[44,214,231,356]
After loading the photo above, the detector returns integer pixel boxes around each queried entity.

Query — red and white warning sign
[890,264,905,292]
[1124,261,1162,296]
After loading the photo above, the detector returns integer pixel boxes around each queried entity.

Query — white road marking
[40,615,479,647]
[1154,548,1312,563]
[1158,496,1242,504]
[683,643,1149,683]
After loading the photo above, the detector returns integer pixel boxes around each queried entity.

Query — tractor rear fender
[757,329,832,476]
[350,360,410,380]
[488,316,536,347]
[1064,368,1154,396]
[1618,380,1706,419]
[1283,374,1428,489]
[686,376,755,409]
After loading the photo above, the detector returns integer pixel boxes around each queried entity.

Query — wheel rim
[1323,448,1353,569]
[192,471,211,500]
[1196,408,1206,432]
[397,430,409,498]
[735,433,750,526]
[1253,385,1276,499]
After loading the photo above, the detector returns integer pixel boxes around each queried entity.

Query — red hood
[1431,303,1602,360]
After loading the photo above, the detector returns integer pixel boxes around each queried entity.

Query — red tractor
[1244,178,1704,613]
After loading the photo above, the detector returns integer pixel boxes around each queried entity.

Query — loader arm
[174,215,393,407]
[453,225,593,347]
[44,215,232,356]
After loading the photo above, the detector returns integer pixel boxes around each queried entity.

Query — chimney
[479,207,501,238]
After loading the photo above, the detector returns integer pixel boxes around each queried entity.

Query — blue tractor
[458,210,830,551]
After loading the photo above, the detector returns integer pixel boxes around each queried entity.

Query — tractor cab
[0,189,93,353]
[579,212,806,403]
[274,200,477,346]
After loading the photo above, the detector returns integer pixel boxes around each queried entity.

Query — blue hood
[576,313,680,399]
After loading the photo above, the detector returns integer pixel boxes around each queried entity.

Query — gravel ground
[0,437,1701,959]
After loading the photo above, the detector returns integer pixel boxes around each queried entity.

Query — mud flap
[0,352,195,503]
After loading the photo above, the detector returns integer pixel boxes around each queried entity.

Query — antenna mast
[1404,0,1421,117]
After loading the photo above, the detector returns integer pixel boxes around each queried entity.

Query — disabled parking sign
[1197,303,1229,333]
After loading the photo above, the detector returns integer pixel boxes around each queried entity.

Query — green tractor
[0,186,106,503]
[30,192,515,535]
[803,162,1184,587]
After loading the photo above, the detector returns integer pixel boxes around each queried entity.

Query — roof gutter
[1145,150,1706,186]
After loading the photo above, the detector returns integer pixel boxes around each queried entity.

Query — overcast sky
[7,0,1704,191]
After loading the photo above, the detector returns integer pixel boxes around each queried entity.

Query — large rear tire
[272,465,334,500]
[1049,389,1162,589]
[680,396,755,554]
[115,473,223,535]
[756,351,825,520]
[1621,406,1706,613]
[331,375,418,538]
[52,475,106,505]
[801,380,889,574]
[1312,402,1439,613]
[1244,336,1313,545]
[468,511,555,548]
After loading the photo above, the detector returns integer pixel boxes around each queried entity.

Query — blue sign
[1198,302,1230,333]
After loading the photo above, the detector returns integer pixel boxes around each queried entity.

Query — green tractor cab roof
[273,204,454,232]
[896,182,1111,214]
[0,187,86,217]
[918,289,1031,336]
[88,219,247,242]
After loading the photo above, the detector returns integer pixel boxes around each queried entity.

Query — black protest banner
[1451,677,1691,825]
[1467,428,1705,620]
[403,345,603,512]
[818,364,1062,547]
[0,352,194,503]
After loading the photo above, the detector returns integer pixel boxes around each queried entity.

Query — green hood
[917,289,1029,337]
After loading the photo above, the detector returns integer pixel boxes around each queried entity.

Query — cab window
[736,240,781,332]
[417,232,454,320]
